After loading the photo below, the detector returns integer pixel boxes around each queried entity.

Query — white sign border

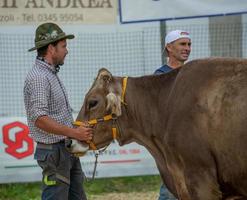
[118,0,247,24]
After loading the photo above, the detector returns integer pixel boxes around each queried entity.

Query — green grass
[0,182,41,200]
[0,175,161,200]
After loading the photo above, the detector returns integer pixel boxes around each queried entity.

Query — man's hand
[73,122,93,142]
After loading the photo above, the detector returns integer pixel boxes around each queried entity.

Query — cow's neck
[116,70,179,194]
[121,69,180,141]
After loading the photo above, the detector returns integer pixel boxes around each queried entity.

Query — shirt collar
[35,57,59,74]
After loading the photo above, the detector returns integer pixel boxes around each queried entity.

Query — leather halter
[73,77,128,150]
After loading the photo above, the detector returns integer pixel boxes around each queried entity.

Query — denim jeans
[158,184,176,200]
[34,142,87,200]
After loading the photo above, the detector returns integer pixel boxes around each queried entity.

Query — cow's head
[73,68,123,152]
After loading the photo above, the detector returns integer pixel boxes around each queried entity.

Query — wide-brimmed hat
[28,22,74,52]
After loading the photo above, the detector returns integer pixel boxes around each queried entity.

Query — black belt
[37,140,65,150]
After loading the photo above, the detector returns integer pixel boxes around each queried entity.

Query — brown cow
[70,58,247,200]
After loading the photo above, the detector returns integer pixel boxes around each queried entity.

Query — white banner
[0,0,117,25]
[0,117,158,183]
[119,0,247,23]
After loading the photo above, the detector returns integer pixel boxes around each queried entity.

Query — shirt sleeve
[154,69,164,75]
[28,76,50,122]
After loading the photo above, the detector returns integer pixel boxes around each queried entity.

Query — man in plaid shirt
[24,22,92,200]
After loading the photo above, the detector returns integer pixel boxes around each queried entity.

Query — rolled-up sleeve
[26,76,49,122]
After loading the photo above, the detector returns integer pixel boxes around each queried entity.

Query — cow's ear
[97,68,112,86]
[106,92,121,116]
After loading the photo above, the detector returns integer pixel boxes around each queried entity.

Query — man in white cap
[154,30,192,200]
[155,30,191,74]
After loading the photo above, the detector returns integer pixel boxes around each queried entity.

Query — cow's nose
[65,138,72,148]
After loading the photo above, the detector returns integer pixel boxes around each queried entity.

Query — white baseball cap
[165,30,191,46]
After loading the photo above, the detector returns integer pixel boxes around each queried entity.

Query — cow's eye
[88,100,98,110]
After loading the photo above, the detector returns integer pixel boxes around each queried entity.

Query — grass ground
[0,175,162,200]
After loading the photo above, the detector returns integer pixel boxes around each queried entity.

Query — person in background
[24,22,93,200]
[154,30,192,200]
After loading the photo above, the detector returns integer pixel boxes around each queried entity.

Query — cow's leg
[167,163,222,200]
[156,162,178,197]
[186,172,222,200]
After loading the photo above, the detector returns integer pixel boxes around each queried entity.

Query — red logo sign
[3,121,34,159]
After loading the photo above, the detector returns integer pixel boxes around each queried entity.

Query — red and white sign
[3,121,34,159]
[0,117,159,183]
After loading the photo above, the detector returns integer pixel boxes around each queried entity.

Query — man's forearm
[35,115,73,137]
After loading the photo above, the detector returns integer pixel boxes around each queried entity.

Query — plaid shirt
[24,58,73,144]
